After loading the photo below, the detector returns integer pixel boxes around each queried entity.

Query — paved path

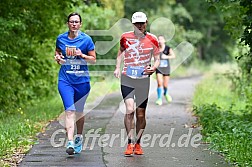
[19,76,230,167]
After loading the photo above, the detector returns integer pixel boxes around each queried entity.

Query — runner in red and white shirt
[114,11,160,156]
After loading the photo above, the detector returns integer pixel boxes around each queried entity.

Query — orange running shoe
[124,143,134,156]
[134,143,144,155]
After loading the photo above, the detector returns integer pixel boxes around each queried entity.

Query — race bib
[126,66,144,77]
[65,59,86,76]
[160,60,168,67]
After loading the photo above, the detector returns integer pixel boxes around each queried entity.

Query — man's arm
[144,53,160,75]
[152,53,160,70]
[114,47,124,78]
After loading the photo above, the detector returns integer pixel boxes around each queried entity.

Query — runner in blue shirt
[54,12,96,155]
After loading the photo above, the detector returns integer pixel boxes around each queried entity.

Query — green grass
[0,95,62,166]
[171,59,208,78]
[0,76,120,166]
[192,63,252,166]
[193,63,246,111]
[88,76,120,102]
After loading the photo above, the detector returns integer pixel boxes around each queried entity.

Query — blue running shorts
[58,80,90,112]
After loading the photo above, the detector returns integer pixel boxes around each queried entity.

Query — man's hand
[143,65,156,75]
[114,67,121,78]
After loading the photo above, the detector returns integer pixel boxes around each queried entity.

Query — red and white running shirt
[120,31,160,78]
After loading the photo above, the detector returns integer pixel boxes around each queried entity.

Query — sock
[68,140,74,144]
[157,87,162,99]
[164,87,168,95]
[76,134,83,138]
[136,138,141,144]
[128,138,133,144]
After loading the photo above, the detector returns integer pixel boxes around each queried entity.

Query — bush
[194,104,252,166]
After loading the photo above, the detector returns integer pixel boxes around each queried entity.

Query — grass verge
[0,76,120,167]
[0,95,62,166]
[192,63,252,166]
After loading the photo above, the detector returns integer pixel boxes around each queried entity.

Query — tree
[178,0,234,62]
[0,0,120,113]
[206,0,252,108]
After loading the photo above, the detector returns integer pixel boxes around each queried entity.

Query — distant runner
[155,35,176,105]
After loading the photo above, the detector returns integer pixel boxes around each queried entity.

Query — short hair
[67,12,82,23]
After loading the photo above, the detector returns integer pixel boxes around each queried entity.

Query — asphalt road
[19,76,230,167]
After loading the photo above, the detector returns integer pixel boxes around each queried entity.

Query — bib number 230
[71,65,80,70]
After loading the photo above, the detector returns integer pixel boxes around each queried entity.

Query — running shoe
[124,143,134,156]
[134,143,144,155]
[66,141,75,155]
[74,136,83,154]
[165,94,172,102]
[155,98,162,105]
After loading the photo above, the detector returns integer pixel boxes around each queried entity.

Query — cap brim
[132,19,147,23]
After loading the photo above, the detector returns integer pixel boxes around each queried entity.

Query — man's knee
[125,110,135,118]
[125,106,135,114]
[136,108,146,119]
[136,114,145,120]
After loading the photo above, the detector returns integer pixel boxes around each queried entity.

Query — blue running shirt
[56,31,95,84]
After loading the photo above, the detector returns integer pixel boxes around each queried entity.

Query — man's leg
[124,98,135,142]
[134,76,149,155]
[134,107,146,155]
[120,75,136,156]
[123,98,135,156]
[135,107,146,143]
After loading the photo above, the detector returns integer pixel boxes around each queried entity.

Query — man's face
[133,22,147,34]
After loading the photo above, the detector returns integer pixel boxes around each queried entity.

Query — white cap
[131,12,147,23]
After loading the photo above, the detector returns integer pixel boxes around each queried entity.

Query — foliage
[207,0,252,88]
[194,104,252,166]
[0,96,62,166]
[124,0,176,19]
[178,0,234,62]
[193,63,252,166]
[0,0,71,113]
[0,0,120,114]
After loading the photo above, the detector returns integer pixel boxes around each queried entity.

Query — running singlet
[120,31,159,79]
[56,31,95,84]
[159,45,170,68]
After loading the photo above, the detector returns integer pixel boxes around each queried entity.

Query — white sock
[76,134,83,138]
[68,140,74,144]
